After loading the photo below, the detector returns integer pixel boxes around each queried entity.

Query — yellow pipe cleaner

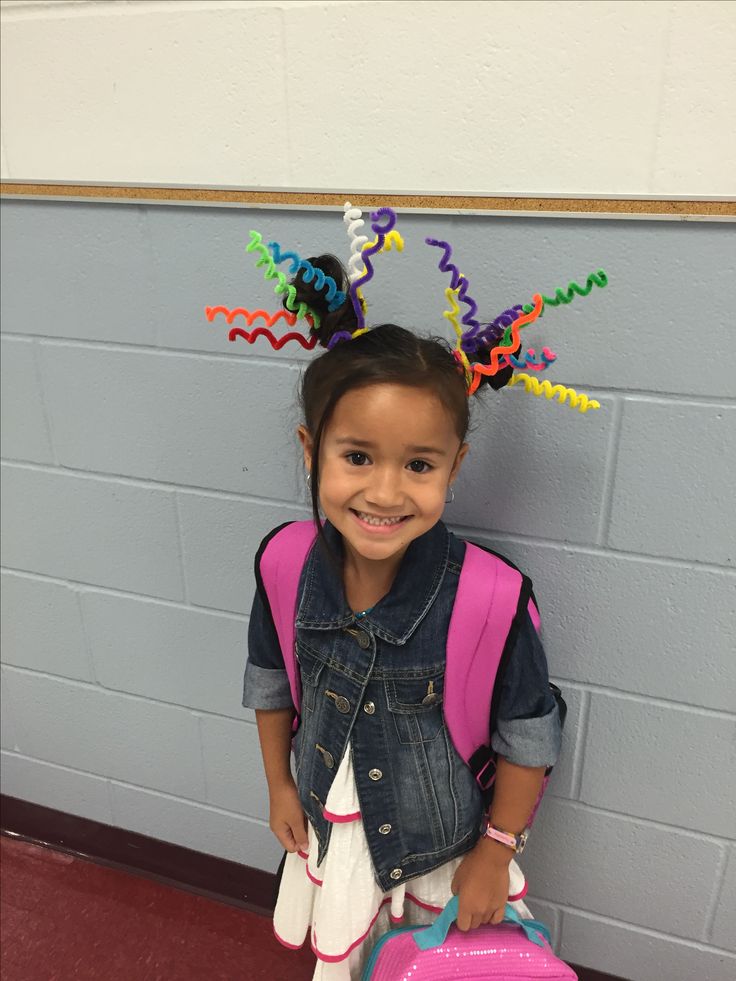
[355,230,405,314]
[508,373,601,413]
[246,231,320,328]
[362,230,405,253]
[443,286,473,386]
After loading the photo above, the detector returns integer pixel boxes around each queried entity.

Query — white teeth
[356,511,405,527]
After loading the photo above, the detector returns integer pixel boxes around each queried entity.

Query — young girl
[242,253,564,980]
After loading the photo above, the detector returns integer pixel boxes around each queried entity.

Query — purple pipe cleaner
[349,208,397,330]
[426,238,481,333]
[327,330,354,349]
[461,305,525,353]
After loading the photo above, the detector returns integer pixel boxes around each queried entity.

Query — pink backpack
[258,520,563,810]
[361,897,577,980]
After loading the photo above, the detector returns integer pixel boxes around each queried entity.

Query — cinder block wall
[1,200,734,981]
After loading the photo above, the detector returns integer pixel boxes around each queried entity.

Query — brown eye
[346,452,368,465]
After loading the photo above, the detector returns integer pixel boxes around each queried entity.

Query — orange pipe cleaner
[467,294,544,395]
[205,306,298,327]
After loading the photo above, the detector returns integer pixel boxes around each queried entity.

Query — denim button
[379,824,392,835]
[356,631,371,650]
[390,868,403,880]
[369,768,383,781]
[363,702,376,715]
[316,745,335,769]
[334,696,351,714]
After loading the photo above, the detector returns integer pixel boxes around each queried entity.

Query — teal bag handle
[413,895,552,950]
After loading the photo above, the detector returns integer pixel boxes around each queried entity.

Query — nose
[364,467,405,509]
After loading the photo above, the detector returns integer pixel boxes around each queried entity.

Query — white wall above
[1,0,735,197]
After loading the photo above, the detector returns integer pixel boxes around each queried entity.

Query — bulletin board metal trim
[1,181,735,221]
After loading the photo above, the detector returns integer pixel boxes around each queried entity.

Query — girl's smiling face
[298,383,469,572]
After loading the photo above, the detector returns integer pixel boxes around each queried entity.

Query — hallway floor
[0,835,316,981]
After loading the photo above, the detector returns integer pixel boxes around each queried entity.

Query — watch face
[517,830,529,854]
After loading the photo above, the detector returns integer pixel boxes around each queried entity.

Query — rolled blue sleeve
[490,609,563,768]
[242,579,294,711]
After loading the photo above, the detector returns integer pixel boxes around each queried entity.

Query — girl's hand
[269,780,309,854]
[450,838,512,931]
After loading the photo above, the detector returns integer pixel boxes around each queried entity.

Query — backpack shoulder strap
[444,541,530,797]
[258,519,319,715]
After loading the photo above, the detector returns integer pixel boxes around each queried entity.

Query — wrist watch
[483,822,529,854]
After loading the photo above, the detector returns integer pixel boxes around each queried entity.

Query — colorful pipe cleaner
[268,242,347,312]
[508,374,601,414]
[349,208,397,330]
[204,209,608,416]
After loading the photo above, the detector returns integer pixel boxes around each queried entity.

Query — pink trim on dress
[323,809,362,823]
[405,892,444,914]
[285,851,528,963]
[312,898,391,963]
[273,925,306,951]
[310,893,444,962]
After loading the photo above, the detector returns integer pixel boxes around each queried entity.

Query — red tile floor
[1,835,316,981]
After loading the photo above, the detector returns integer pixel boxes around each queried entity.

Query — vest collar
[295,517,451,645]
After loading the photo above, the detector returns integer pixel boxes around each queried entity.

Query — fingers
[273,823,299,853]
[294,811,309,852]
[272,817,308,854]
[456,905,472,932]
[457,902,506,932]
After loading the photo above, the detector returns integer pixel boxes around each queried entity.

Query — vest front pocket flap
[386,674,445,714]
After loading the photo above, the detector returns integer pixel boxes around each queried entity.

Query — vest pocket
[386,674,445,745]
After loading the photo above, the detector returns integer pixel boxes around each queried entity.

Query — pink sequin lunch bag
[361,897,578,980]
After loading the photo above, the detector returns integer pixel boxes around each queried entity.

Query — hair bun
[284,254,358,349]
[471,341,521,392]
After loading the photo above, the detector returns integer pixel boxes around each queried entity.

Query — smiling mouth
[350,509,411,528]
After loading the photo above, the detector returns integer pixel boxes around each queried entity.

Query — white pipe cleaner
[344,201,369,284]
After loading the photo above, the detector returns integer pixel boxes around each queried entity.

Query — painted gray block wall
[1,200,735,980]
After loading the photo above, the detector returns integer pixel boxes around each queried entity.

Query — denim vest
[291,518,485,892]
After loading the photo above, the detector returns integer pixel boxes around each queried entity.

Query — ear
[297,424,314,472]
[448,442,470,484]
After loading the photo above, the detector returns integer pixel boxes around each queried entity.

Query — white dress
[273,747,532,981]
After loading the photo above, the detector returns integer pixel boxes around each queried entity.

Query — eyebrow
[333,437,448,456]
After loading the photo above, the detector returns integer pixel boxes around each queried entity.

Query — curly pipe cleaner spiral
[502,347,557,371]
[522,270,609,311]
[344,202,370,283]
[467,294,544,395]
[363,230,405,253]
[463,305,525,353]
[500,270,609,346]
[205,306,298,328]
[508,373,601,414]
[349,208,397,329]
[443,286,474,387]
[268,242,347,312]
[353,229,405,313]
[245,231,320,328]
[228,326,319,350]
[426,238,481,332]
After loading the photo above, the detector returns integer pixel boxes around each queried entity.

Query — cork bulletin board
[1,182,735,220]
